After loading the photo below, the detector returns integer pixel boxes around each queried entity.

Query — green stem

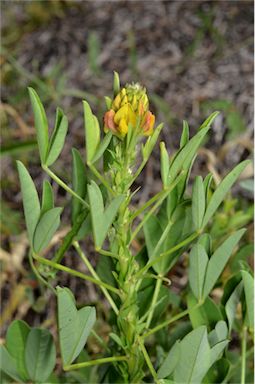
[43,165,89,209]
[96,247,119,259]
[143,273,171,285]
[64,355,128,371]
[136,231,200,279]
[159,231,200,259]
[138,337,159,383]
[145,278,162,329]
[89,163,116,196]
[33,253,120,295]
[73,241,119,315]
[143,303,201,339]
[241,326,247,384]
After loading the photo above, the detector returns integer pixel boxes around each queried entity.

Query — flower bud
[104,82,155,138]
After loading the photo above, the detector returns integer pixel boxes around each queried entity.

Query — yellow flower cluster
[104,83,155,137]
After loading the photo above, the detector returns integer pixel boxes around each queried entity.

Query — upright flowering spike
[104,81,155,138]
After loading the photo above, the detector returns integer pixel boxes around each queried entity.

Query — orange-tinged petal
[142,111,155,136]
[138,101,145,116]
[104,109,117,133]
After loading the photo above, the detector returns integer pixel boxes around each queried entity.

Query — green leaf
[203,229,246,298]
[143,215,162,260]
[25,328,56,382]
[57,287,96,366]
[33,207,62,253]
[17,161,41,244]
[46,108,68,166]
[187,293,223,329]
[168,124,211,183]
[6,320,30,381]
[52,210,89,266]
[208,320,228,347]
[0,346,23,382]
[210,340,229,366]
[192,176,205,230]
[202,160,250,227]
[160,142,170,187]
[109,333,125,350]
[91,131,113,164]
[204,358,230,384]
[173,326,211,383]
[180,120,189,148]
[28,87,48,163]
[113,71,120,97]
[83,101,100,163]
[231,243,254,273]
[197,233,212,255]
[225,280,243,331]
[88,181,124,248]
[157,341,180,379]
[142,123,164,161]
[221,273,242,305]
[75,212,91,240]
[143,215,170,274]
[241,270,254,329]
[41,180,54,215]
[189,244,209,300]
[104,96,112,109]
[72,148,87,223]
[199,111,220,130]
[203,173,213,204]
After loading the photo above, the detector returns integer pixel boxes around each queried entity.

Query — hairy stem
[109,145,145,382]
